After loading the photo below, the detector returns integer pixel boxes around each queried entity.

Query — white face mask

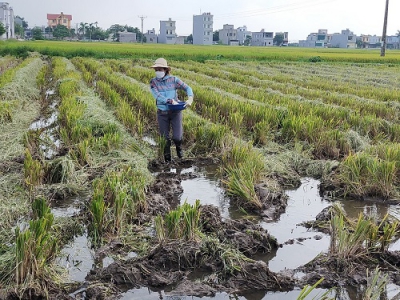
[155,71,165,79]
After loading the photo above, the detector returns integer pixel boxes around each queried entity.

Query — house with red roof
[47,12,72,29]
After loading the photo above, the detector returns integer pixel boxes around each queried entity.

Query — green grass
[2,40,400,63]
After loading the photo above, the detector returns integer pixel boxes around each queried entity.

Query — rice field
[1,41,400,299]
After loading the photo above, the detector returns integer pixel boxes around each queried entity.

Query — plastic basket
[167,101,186,111]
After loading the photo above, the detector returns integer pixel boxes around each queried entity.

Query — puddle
[119,288,334,300]
[179,165,231,218]
[56,232,94,282]
[51,195,83,217]
[28,90,61,159]
[261,177,331,272]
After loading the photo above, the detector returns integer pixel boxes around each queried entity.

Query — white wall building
[251,29,273,46]
[119,31,136,43]
[144,28,157,43]
[275,31,289,46]
[387,35,400,49]
[236,26,251,45]
[193,12,213,45]
[330,29,356,48]
[219,24,237,45]
[299,29,329,48]
[0,2,15,39]
[159,18,177,44]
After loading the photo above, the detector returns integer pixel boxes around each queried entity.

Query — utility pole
[380,0,389,57]
[138,15,146,44]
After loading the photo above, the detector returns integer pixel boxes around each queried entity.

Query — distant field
[2,40,400,63]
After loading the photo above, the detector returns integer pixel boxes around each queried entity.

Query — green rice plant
[90,181,108,245]
[223,165,262,209]
[23,148,44,190]
[193,123,230,154]
[363,267,388,300]
[156,200,202,241]
[336,150,399,199]
[94,132,122,152]
[366,213,398,252]
[252,120,272,146]
[154,215,165,243]
[58,78,80,99]
[228,111,244,135]
[23,129,43,155]
[58,95,86,130]
[329,213,370,261]
[113,189,127,235]
[67,123,92,145]
[70,139,91,166]
[15,198,57,285]
[156,136,168,161]
[296,278,332,300]
[0,101,14,122]
[36,64,48,96]
[366,159,396,199]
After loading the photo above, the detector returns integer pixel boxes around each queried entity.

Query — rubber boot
[173,139,183,159]
[164,139,171,162]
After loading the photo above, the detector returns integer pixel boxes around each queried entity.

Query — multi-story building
[387,36,400,49]
[368,35,382,48]
[330,29,356,48]
[236,25,251,45]
[274,31,289,46]
[0,2,15,39]
[193,12,213,45]
[47,12,72,29]
[299,29,328,48]
[144,28,157,43]
[159,18,177,44]
[251,29,273,46]
[219,24,237,45]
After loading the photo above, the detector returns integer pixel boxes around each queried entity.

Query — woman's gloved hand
[186,96,193,106]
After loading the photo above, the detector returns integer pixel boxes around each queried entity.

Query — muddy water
[260,178,331,272]
[59,164,400,299]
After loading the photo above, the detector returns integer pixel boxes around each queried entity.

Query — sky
[8,0,400,42]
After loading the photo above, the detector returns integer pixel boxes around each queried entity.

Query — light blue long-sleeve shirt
[150,75,194,111]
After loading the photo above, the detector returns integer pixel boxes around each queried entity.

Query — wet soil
[5,157,400,299]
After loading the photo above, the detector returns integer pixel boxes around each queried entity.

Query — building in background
[251,29,273,46]
[0,2,15,39]
[219,24,238,45]
[237,25,252,45]
[47,12,72,29]
[275,31,289,46]
[144,28,157,43]
[159,18,177,44]
[193,12,213,45]
[387,35,400,49]
[330,28,356,48]
[299,29,330,48]
[119,30,136,43]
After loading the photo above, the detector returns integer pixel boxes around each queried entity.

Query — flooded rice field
[57,163,400,299]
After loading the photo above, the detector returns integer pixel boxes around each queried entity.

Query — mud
[83,170,295,298]
[5,156,400,300]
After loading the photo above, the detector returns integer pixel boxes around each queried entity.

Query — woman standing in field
[149,58,194,162]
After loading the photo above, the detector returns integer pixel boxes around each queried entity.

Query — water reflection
[261,178,331,272]
[179,165,231,218]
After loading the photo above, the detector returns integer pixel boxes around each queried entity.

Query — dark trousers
[157,110,183,141]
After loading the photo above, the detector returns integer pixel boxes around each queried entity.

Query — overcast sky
[8,0,400,41]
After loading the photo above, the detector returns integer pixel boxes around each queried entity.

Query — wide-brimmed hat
[151,58,171,70]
